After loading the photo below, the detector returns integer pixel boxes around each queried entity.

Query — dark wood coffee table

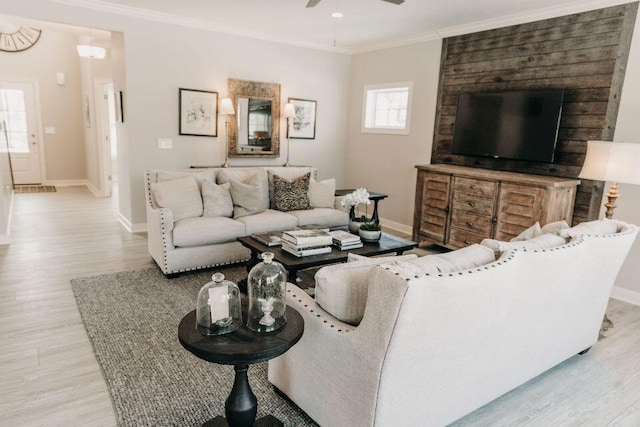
[238,231,417,285]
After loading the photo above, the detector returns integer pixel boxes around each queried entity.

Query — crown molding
[44,0,633,56]
[43,0,352,54]
[352,0,634,54]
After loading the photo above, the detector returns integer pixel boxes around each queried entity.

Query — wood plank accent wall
[430,2,638,224]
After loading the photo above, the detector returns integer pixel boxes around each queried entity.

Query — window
[362,82,413,135]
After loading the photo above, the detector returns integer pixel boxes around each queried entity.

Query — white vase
[349,219,363,234]
[359,229,381,242]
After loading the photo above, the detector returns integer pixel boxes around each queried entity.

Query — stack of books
[329,230,363,250]
[282,229,333,257]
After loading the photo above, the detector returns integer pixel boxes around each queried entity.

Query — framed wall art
[289,98,316,139]
[179,88,218,137]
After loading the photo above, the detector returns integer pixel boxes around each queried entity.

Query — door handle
[470,184,478,190]
[466,221,474,227]
[468,201,476,208]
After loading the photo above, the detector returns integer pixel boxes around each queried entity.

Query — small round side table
[178,306,304,427]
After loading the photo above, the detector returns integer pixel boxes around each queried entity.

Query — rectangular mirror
[228,79,280,158]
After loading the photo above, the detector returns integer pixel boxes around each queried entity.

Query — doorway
[0,80,44,185]
[94,80,118,197]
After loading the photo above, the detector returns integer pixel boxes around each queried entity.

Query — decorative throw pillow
[541,220,570,235]
[308,178,336,208]
[273,172,313,212]
[315,253,418,325]
[202,180,233,218]
[395,244,496,275]
[229,173,266,219]
[151,175,203,221]
[510,222,543,242]
[157,169,216,192]
[481,233,566,255]
[267,168,312,208]
[218,168,269,211]
[558,219,618,239]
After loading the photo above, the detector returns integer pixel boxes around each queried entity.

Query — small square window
[361,82,413,135]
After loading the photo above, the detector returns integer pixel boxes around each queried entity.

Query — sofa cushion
[151,176,203,221]
[385,244,496,276]
[229,173,266,219]
[309,178,336,208]
[236,209,298,235]
[218,168,269,211]
[559,219,618,239]
[510,222,542,242]
[287,208,349,228]
[315,254,419,326]
[267,167,312,208]
[202,180,233,218]
[273,172,313,212]
[541,220,570,235]
[173,217,246,247]
[481,233,566,255]
[157,169,217,192]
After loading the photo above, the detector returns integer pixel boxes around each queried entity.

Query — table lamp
[283,103,296,167]
[579,141,640,219]
[219,98,235,168]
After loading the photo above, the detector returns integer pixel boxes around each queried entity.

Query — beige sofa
[269,220,638,427]
[144,166,348,275]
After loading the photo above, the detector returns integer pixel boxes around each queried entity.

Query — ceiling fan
[306,0,404,7]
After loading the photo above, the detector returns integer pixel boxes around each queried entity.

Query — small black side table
[178,306,304,427]
[335,189,388,222]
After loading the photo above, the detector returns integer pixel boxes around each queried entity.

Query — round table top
[178,306,304,365]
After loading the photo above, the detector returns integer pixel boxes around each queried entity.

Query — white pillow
[481,233,566,254]
[218,168,269,211]
[510,222,542,242]
[157,169,216,192]
[202,180,233,218]
[541,220,570,235]
[308,178,336,208]
[315,253,418,325]
[151,176,203,221]
[558,219,618,239]
[229,173,266,219]
[394,244,496,275]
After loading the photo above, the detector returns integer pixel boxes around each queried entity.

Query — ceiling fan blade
[382,0,405,4]
[306,0,322,7]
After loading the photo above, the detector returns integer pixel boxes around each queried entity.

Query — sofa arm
[146,205,175,273]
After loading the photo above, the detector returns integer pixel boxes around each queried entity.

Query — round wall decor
[0,27,41,52]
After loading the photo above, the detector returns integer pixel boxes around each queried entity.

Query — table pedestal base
[203,414,283,427]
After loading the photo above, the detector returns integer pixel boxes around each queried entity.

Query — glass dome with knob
[195,272,242,336]
[247,252,287,333]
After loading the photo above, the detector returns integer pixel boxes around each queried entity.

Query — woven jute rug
[71,267,317,427]
[14,185,56,193]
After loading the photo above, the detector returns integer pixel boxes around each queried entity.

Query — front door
[0,81,42,184]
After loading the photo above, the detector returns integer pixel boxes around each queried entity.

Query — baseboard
[86,181,103,197]
[44,179,89,187]
[0,233,10,245]
[380,218,412,238]
[118,213,147,233]
[611,286,640,307]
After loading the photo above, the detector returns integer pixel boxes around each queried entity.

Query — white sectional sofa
[269,220,638,427]
[145,166,348,275]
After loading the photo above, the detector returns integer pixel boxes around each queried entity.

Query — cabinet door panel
[414,171,451,243]
[495,184,544,241]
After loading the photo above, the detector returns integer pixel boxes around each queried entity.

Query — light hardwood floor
[1,186,639,426]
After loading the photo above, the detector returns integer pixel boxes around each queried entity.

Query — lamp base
[283,159,290,167]
[222,160,230,168]
[604,182,619,219]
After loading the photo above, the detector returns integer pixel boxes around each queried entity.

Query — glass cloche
[196,272,242,336]
[247,252,287,333]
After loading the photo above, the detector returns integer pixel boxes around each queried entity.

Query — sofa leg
[578,347,592,355]
[165,273,180,279]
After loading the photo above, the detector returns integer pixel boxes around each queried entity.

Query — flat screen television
[451,89,564,163]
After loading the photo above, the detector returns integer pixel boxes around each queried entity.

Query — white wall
[2,1,351,228]
[347,41,442,232]
[1,29,87,182]
[610,12,640,299]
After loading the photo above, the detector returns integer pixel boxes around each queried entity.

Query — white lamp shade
[284,103,296,119]
[76,45,106,59]
[220,98,235,115]
[579,141,640,185]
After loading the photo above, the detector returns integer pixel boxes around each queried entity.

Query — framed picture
[179,88,218,137]
[289,98,316,139]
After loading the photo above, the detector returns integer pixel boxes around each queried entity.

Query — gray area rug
[71,267,317,427]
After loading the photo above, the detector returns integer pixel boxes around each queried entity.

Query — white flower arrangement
[340,188,371,209]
